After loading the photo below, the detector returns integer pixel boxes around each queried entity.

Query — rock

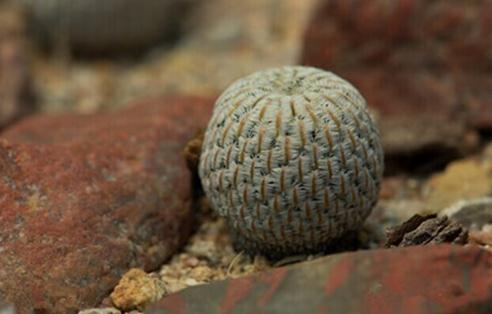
[301,0,491,168]
[385,214,468,248]
[0,96,214,313]
[111,269,165,312]
[78,308,121,314]
[0,300,16,314]
[378,176,405,200]
[148,245,492,314]
[441,197,492,231]
[368,175,429,244]
[188,266,214,283]
[18,0,197,54]
[0,307,16,314]
[469,231,492,247]
[0,3,36,130]
[457,74,492,132]
[425,159,492,213]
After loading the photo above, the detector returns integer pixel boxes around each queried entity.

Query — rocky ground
[1,0,492,313]
[29,0,317,113]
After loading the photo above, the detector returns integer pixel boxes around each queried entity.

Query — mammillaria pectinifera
[199,66,384,258]
[18,0,194,53]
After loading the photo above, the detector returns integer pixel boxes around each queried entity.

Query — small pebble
[185,257,200,268]
[110,269,166,311]
[78,308,121,314]
[0,304,16,314]
[190,266,214,282]
[184,278,200,286]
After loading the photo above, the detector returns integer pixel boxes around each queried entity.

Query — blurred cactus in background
[17,0,198,55]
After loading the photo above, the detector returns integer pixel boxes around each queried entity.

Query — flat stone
[0,3,36,130]
[148,245,492,314]
[0,96,214,313]
[301,0,490,164]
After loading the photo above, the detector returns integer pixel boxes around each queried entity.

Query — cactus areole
[199,66,384,258]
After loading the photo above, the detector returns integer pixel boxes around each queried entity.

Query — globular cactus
[199,66,384,258]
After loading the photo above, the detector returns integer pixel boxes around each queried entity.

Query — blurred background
[0,0,316,115]
[0,0,491,172]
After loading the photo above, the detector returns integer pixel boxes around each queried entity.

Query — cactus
[199,66,384,258]
[18,0,194,53]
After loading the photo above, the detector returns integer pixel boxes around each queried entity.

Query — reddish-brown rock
[148,245,492,314]
[301,0,491,166]
[0,3,35,130]
[0,96,214,313]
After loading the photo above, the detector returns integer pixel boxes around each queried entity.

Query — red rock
[0,4,36,130]
[148,245,492,314]
[457,74,492,131]
[301,0,490,162]
[0,96,214,313]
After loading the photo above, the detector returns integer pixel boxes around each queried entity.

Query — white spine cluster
[199,66,384,257]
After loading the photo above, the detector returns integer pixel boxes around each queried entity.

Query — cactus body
[199,66,384,258]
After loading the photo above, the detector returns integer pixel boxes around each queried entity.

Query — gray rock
[0,301,16,314]
[18,0,197,54]
[441,197,492,230]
